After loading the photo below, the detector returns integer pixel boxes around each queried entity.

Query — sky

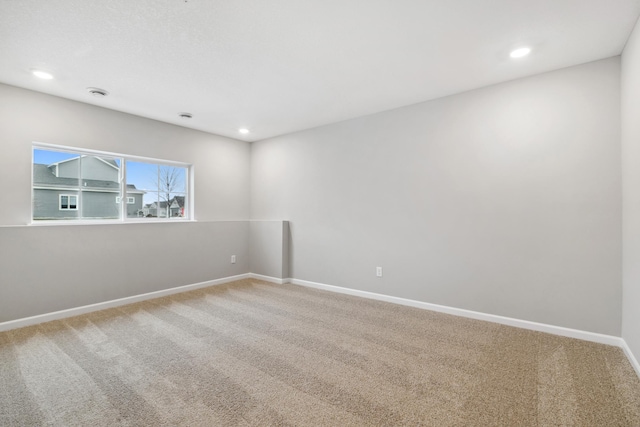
[34,148,186,205]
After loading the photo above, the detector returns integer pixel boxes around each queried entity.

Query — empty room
[2,0,640,425]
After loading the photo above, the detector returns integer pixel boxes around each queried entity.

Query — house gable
[50,156,119,182]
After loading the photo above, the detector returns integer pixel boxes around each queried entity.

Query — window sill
[29,219,197,226]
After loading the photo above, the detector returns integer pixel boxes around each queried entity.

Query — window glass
[33,149,80,220]
[59,195,78,210]
[80,155,121,220]
[126,161,188,219]
[32,146,191,222]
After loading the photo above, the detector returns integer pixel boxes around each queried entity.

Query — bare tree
[158,166,183,218]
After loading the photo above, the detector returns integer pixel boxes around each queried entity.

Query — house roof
[48,156,119,170]
[172,196,185,208]
[148,196,185,209]
[33,164,144,193]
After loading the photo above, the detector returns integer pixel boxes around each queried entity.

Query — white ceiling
[1,1,639,142]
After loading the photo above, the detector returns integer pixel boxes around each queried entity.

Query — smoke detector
[87,87,109,97]
[179,112,193,119]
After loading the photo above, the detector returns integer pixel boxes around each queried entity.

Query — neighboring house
[33,156,145,220]
[170,196,185,217]
[144,195,186,218]
[141,203,152,217]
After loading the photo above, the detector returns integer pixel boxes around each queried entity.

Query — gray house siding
[56,160,78,180]
[32,189,79,220]
[33,189,143,220]
[33,189,128,219]
[57,156,119,182]
[82,191,119,219]
[33,157,144,220]
[124,193,144,217]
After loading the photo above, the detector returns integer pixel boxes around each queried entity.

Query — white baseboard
[289,278,625,347]
[0,273,251,332]
[621,339,640,379]
[248,273,290,284]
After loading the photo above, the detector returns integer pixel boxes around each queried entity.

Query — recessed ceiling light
[239,128,250,134]
[87,87,109,97]
[179,112,193,119]
[32,70,54,80]
[510,47,531,59]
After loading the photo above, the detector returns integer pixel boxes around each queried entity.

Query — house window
[32,144,192,222]
[59,194,78,210]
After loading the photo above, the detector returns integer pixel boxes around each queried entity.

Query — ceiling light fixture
[239,128,250,134]
[179,112,193,119]
[510,47,531,59]
[87,87,109,97]
[32,70,54,80]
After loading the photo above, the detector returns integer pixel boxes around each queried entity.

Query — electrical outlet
[376,266,383,277]
[231,255,236,264]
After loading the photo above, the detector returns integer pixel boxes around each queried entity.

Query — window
[32,144,192,222]
[115,196,135,204]
[126,161,187,218]
[59,194,78,210]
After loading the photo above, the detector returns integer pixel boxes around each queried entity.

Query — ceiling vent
[87,87,109,97]
[178,112,193,119]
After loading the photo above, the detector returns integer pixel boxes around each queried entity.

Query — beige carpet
[1,278,639,426]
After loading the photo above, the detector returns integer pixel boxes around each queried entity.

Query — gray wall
[251,57,622,335]
[0,83,251,322]
[622,18,640,364]
[249,221,290,279]
[0,222,249,322]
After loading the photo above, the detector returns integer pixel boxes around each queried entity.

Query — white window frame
[59,194,78,210]
[32,142,194,224]
[115,196,134,204]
